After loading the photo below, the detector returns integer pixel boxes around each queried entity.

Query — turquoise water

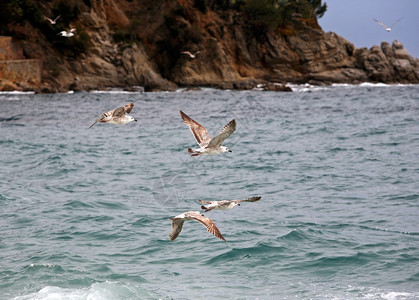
[0,84,418,299]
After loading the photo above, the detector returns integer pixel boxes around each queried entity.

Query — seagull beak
[134,119,138,122]
[228,150,232,152]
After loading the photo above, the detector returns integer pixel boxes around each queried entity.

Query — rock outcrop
[0,37,41,91]
[0,0,418,92]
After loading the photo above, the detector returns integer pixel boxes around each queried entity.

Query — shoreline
[1,82,418,96]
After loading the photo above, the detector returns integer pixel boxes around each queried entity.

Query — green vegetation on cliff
[0,0,91,56]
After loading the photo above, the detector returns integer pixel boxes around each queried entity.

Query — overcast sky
[318,0,419,58]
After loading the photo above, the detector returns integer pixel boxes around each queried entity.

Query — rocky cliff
[1,0,418,92]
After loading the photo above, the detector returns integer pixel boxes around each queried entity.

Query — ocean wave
[0,91,35,98]
[90,90,143,94]
[205,242,287,266]
[286,282,419,300]
[12,281,158,300]
[0,115,22,122]
[287,82,417,93]
[279,229,309,241]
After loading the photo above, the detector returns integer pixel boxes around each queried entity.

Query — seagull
[57,28,76,37]
[181,51,200,59]
[44,15,60,25]
[199,196,262,212]
[180,110,236,156]
[169,211,226,241]
[373,18,403,32]
[89,103,137,128]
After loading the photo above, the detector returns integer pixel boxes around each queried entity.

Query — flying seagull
[57,28,76,37]
[169,211,226,241]
[181,51,200,59]
[373,18,403,32]
[180,110,236,156]
[89,103,137,128]
[44,15,61,25]
[199,196,262,212]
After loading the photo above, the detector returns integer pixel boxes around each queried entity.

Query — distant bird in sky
[89,103,137,128]
[180,110,236,156]
[181,51,200,59]
[169,211,226,241]
[373,18,403,32]
[57,28,76,37]
[44,15,60,25]
[199,196,262,212]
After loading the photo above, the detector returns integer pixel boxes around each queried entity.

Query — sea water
[0,84,418,299]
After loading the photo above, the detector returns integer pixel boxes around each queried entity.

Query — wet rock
[0,79,21,91]
[263,83,292,92]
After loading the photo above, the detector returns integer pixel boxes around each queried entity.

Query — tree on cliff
[206,0,327,36]
[308,0,327,18]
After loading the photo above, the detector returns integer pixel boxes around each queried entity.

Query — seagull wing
[232,196,262,204]
[182,51,193,57]
[169,218,185,241]
[180,111,211,147]
[390,17,403,28]
[124,102,135,114]
[53,15,61,22]
[89,113,107,129]
[198,200,214,204]
[373,19,388,29]
[207,119,236,148]
[188,212,226,241]
[112,106,126,117]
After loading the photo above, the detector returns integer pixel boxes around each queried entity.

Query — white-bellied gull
[373,18,403,32]
[169,211,226,241]
[180,110,236,156]
[89,103,137,128]
[57,28,76,37]
[199,196,262,212]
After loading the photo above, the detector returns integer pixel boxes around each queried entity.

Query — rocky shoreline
[0,0,418,93]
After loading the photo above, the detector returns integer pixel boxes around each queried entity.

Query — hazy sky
[318,0,419,58]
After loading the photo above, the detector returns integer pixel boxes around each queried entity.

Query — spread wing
[207,119,236,148]
[112,106,126,117]
[53,15,61,22]
[169,218,185,241]
[182,51,193,57]
[373,19,388,29]
[89,113,107,129]
[390,17,403,28]
[124,102,135,114]
[198,200,214,204]
[180,111,211,147]
[189,213,226,241]
[232,196,262,204]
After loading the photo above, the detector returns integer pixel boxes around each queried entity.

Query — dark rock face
[1,0,418,92]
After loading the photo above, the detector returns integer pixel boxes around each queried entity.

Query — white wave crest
[13,281,159,300]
